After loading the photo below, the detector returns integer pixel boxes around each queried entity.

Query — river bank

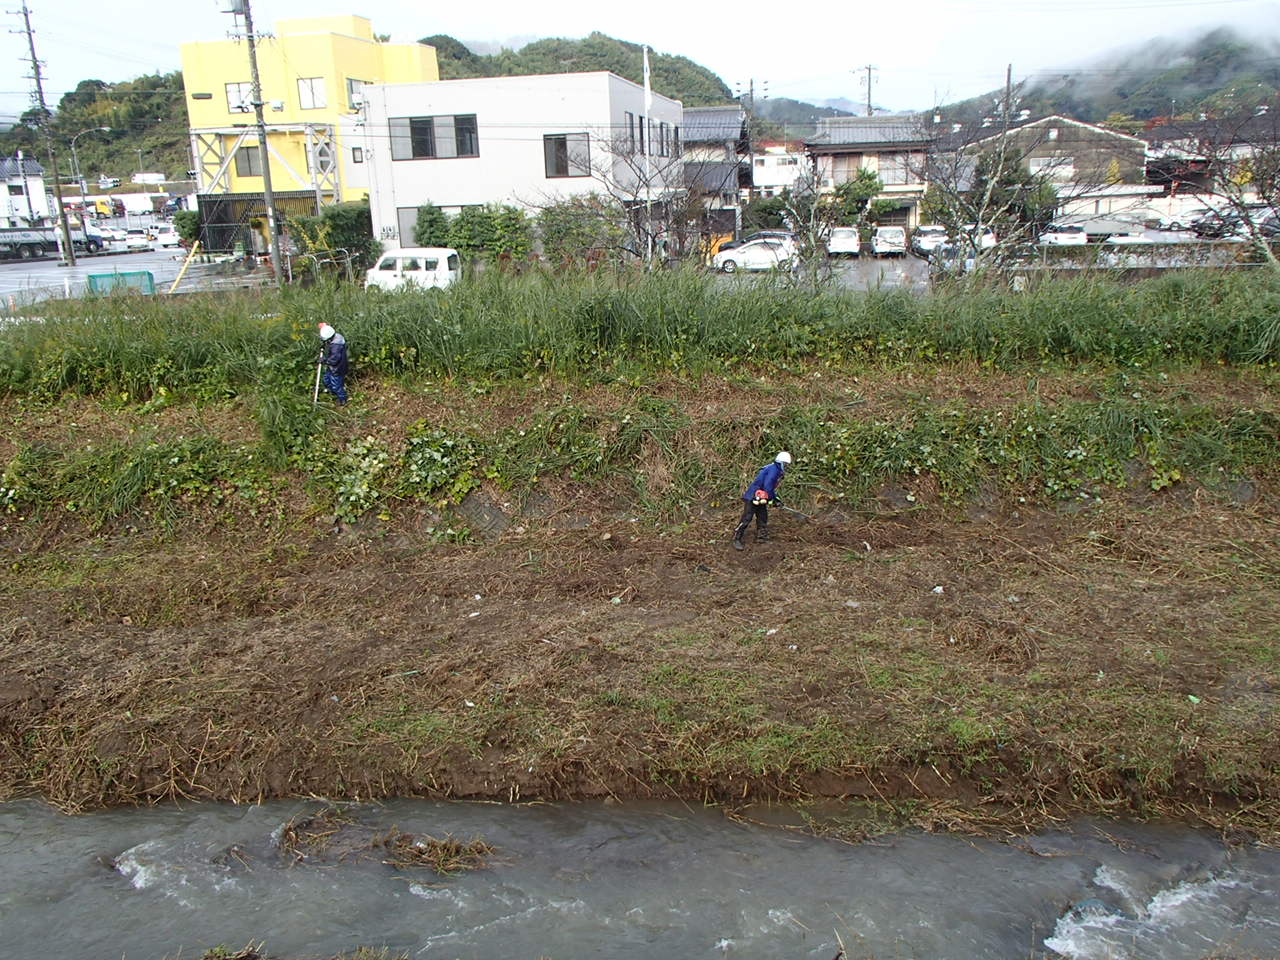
[2,373,1278,838]
[1,272,1278,839]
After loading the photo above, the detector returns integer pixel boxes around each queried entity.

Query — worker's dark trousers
[734,501,768,541]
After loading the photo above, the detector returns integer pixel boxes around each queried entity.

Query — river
[1,799,1277,959]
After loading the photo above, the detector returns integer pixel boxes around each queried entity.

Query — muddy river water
[2,798,1278,959]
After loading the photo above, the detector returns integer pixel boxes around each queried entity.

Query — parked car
[1039,224,1088,246]
[87,221,126,242]
[910,225,949,257]
[123,228,151,251]
[718,230,798,257]
[714,238,793,273]
[149,224,181,247]
[871,225,907,257]
[1191,211,1242,239]
[365,246,461,290]
[826,226,861,257]
[1150,213,1193,231]
[958,224,998,251]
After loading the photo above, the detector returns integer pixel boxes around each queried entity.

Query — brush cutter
[777,503,815,521]
[312,359,323,406]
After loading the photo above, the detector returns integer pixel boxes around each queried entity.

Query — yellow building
[181,15,437,204]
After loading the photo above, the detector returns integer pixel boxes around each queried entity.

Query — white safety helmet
[775,451,792,465]
[318,323,335,341]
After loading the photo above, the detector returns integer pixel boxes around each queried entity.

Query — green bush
[173,210,200,246]
[536,196,628,264]
[447,206,496,258]
[413,203,449,247]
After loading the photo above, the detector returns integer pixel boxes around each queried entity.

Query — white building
[0,155,51,227]
[346,72,684,247]
[749,144,807,198]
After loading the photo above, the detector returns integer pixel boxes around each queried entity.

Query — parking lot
[0,246,196,307]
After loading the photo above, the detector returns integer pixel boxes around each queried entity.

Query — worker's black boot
[756,524,769,542]
[733,521,749,550]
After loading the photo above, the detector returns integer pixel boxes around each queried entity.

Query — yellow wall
[181,16,437,195]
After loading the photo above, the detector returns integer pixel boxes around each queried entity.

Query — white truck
[0,223,106,259]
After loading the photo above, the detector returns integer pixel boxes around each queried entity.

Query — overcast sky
[2,0,1277,122]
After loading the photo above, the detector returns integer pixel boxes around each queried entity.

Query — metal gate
[195,191,320,253]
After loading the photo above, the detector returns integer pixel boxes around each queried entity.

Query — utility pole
[16,1,76,265]
[1003,63,1013,125]
[860,65,877,117]
[736,78,767,203]
[745,78,754,203]
[229,0,282,285]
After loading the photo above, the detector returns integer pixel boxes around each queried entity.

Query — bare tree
[920,83,1152,273]
[1145,102,1280,270]
[518,123,746,268]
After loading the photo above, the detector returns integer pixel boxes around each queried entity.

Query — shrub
[413,203,449,247]
[536,196,629,264]
[173,210,200,246]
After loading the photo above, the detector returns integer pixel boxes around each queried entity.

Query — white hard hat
[775,451,792,465]
[318,323,335,340]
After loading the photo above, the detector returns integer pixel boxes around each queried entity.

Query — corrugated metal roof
[682,106,745,142]
[683,159,744,192]
[809,115,928,146]
[0,156,44,178]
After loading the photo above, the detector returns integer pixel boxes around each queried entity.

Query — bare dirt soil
[3,480,1277,838]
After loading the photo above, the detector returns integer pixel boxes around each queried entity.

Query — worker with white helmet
[733,451,791,550]
[317,322,349,406]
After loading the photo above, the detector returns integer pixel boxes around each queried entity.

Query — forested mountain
[0,73,190,186]
[753,97,855,140]
[946,28,1280,125]
[421,32,734,106]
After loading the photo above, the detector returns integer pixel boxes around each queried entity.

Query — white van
[871,225,907,257]
[366,247,461,291]
[827,226,861,257]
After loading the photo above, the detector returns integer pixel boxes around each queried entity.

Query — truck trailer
[0,223,105,259]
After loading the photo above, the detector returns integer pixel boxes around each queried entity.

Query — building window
[638,115,645,156]
[544,133,590,178]
[351,146,364,164]
[389,114,479,160]
[225,81,252,113]
[395,206,419,247]
[234,145,263,177]
[7,184,23,195]
[455,115,479,157]
[673,125,680,157]
[346,78,369,110]
[755,157,766,167]
[878,152,922,185]
[625,111,635,152]
[658,121,668,157]
[298,78,326,110]
[1048,128,1059,141]
[1029,155,1074,181]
